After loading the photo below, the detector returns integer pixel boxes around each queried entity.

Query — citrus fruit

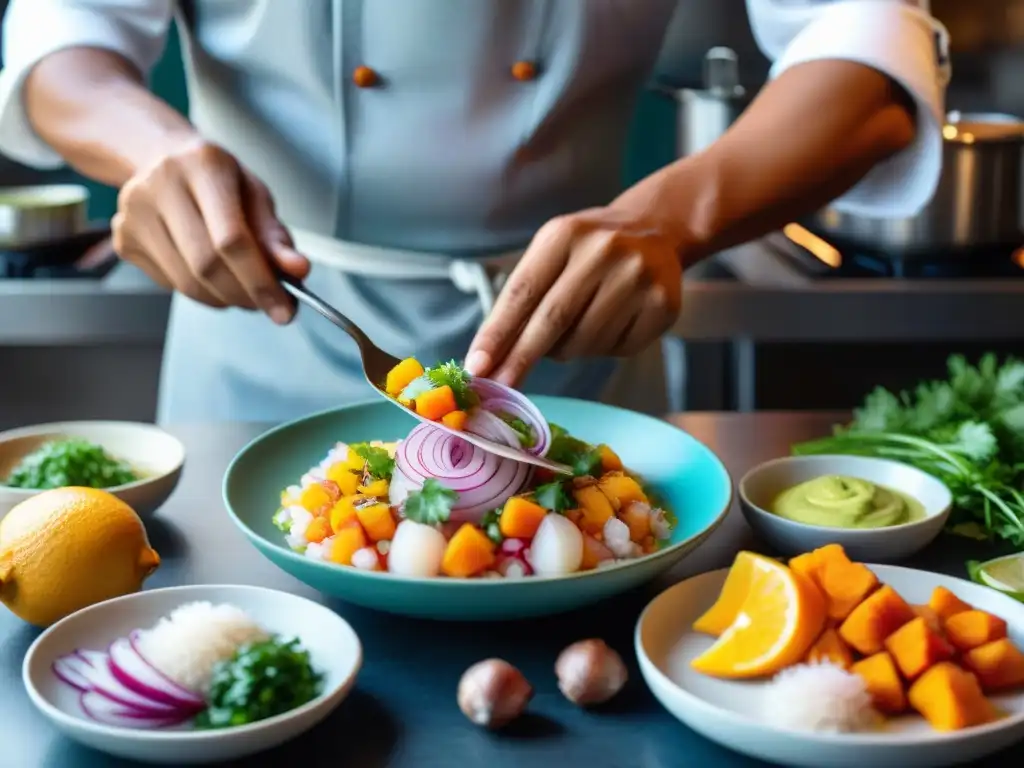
[693,550,757,636]
[0,487,160,627]
[690,552,826,678]
[974,553,1024,595]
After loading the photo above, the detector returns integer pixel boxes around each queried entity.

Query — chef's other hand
[465,207,683,386]
[112,138,309,324]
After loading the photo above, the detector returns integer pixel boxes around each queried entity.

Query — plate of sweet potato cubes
[636,544,1024,768]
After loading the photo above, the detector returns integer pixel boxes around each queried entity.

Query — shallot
[555,639,628,706]
[388,520,447,577]
[457,659,533,729]
[528,513,583,576]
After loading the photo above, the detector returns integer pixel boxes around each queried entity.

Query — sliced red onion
[79,690,188,729]
[395,422,531,523]
[52,653,95,692]
[59,648,181,716]
[107,635,205,710]
[470,378,551,456]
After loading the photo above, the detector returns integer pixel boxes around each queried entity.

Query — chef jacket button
[353,66,380,88]
[511,61,538,82]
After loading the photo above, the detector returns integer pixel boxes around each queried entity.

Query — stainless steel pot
[655,47,754,157]
[804,112,1024,256]
[0,184,90,249]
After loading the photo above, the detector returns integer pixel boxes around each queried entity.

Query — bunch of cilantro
[793,353,1024,545]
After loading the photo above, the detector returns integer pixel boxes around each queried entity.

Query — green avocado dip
[770,475,926,529]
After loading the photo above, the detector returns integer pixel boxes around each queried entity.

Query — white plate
[23,585,362,765]
[636,564,1024,768]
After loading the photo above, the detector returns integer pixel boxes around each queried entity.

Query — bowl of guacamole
[0,421,185,519]
[739,455,952,562]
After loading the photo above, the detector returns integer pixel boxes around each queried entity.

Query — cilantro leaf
[349,443,395,480]
[533,481,574,513]
[403,478,458,525]
[481,508,504,543]
[424,360,479,410]
[546,429,602,477]
[498,412,536,448]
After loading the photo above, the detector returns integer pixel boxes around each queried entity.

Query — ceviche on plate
[272,359,676,580]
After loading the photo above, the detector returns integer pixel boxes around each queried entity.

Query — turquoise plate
[223,397,733,621]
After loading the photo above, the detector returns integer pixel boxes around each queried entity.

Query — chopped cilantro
[546,426,602,477]
[533,481,574,513]
[481,508,504,543]
[272,508,292,532]
[498,412,536,448]
[348,443,395,480]
[403,478,458,525]
[425,360,479,410]
[5,438,138,490]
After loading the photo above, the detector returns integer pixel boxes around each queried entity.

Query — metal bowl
[0,184,90,249]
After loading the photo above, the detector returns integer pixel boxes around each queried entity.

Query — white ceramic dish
[739,455,952,562]
[0,421,185,519]
[636,564,1024,768]
[23,584,362,765]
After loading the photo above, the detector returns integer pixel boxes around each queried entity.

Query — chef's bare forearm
[618,59,917,261]
[24,48,198,187]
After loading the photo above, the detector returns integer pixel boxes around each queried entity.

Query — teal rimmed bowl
[223,398,733,621]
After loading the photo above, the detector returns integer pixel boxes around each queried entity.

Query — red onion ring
[469,378,552,456]
[394,422,532,523]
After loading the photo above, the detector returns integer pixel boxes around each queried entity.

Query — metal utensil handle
[280,276,375,351]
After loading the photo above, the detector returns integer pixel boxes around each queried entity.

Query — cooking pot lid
[944,111,1024,143]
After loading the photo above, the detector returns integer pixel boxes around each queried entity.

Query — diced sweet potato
[441,524,496,578]
[329,521,367,566]
[597,444,623,472]
[580,534,615,570]
[355,501,396,543]
[385,357,424,396]
[884,617,954,680]
[304,516,331,544]
[596,471,648,509]
[818,558,880,621]
[299,483,333,513]
[945,610,1008,652]
[499,496,548,540]
[839,585,917,656]
[963,638,1024,691]
[326,463,361,495]
[928,586,973,623]
[573,485,616,534]
[441,410,468,431]
[912,604,945,636]
[908,662,997,731]
[805,627,855,670]
[788,551,822,584]
[358,478,390,498]
[329,495,361,533]
[851,652,907,714]
[415,385,458,421]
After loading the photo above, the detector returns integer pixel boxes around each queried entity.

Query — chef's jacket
[0,0,950,423]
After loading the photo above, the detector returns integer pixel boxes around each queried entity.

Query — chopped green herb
[533,480,574,513]
[348,443,395,480]
[481,508,504,543]
[403,478,458,525]
[424,360,479,410]
[498,412,536,448]
[271,508,292,532]
[546,425,602,477]
[194,636,322,730]
[4,438,138,490]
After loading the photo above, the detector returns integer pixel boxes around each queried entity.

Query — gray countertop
[0,412,1017,767]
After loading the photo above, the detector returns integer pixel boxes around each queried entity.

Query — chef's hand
[112,138,309,324]
[465,206,684,386]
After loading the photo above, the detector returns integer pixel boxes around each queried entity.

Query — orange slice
[693,551,758,636]
[691,553,826,678]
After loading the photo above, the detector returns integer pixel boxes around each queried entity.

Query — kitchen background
[1,0,1022,429]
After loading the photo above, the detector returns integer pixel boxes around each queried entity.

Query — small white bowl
[739,455,952,562]
[0,421,185,519]
[23,584,362,765]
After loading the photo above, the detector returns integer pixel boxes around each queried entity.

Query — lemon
[975,553,1024,594]
[0,487,160,627]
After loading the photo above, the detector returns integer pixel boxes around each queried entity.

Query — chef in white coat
[0,1,948,423]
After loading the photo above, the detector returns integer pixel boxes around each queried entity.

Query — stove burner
[777,227,1024,279]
